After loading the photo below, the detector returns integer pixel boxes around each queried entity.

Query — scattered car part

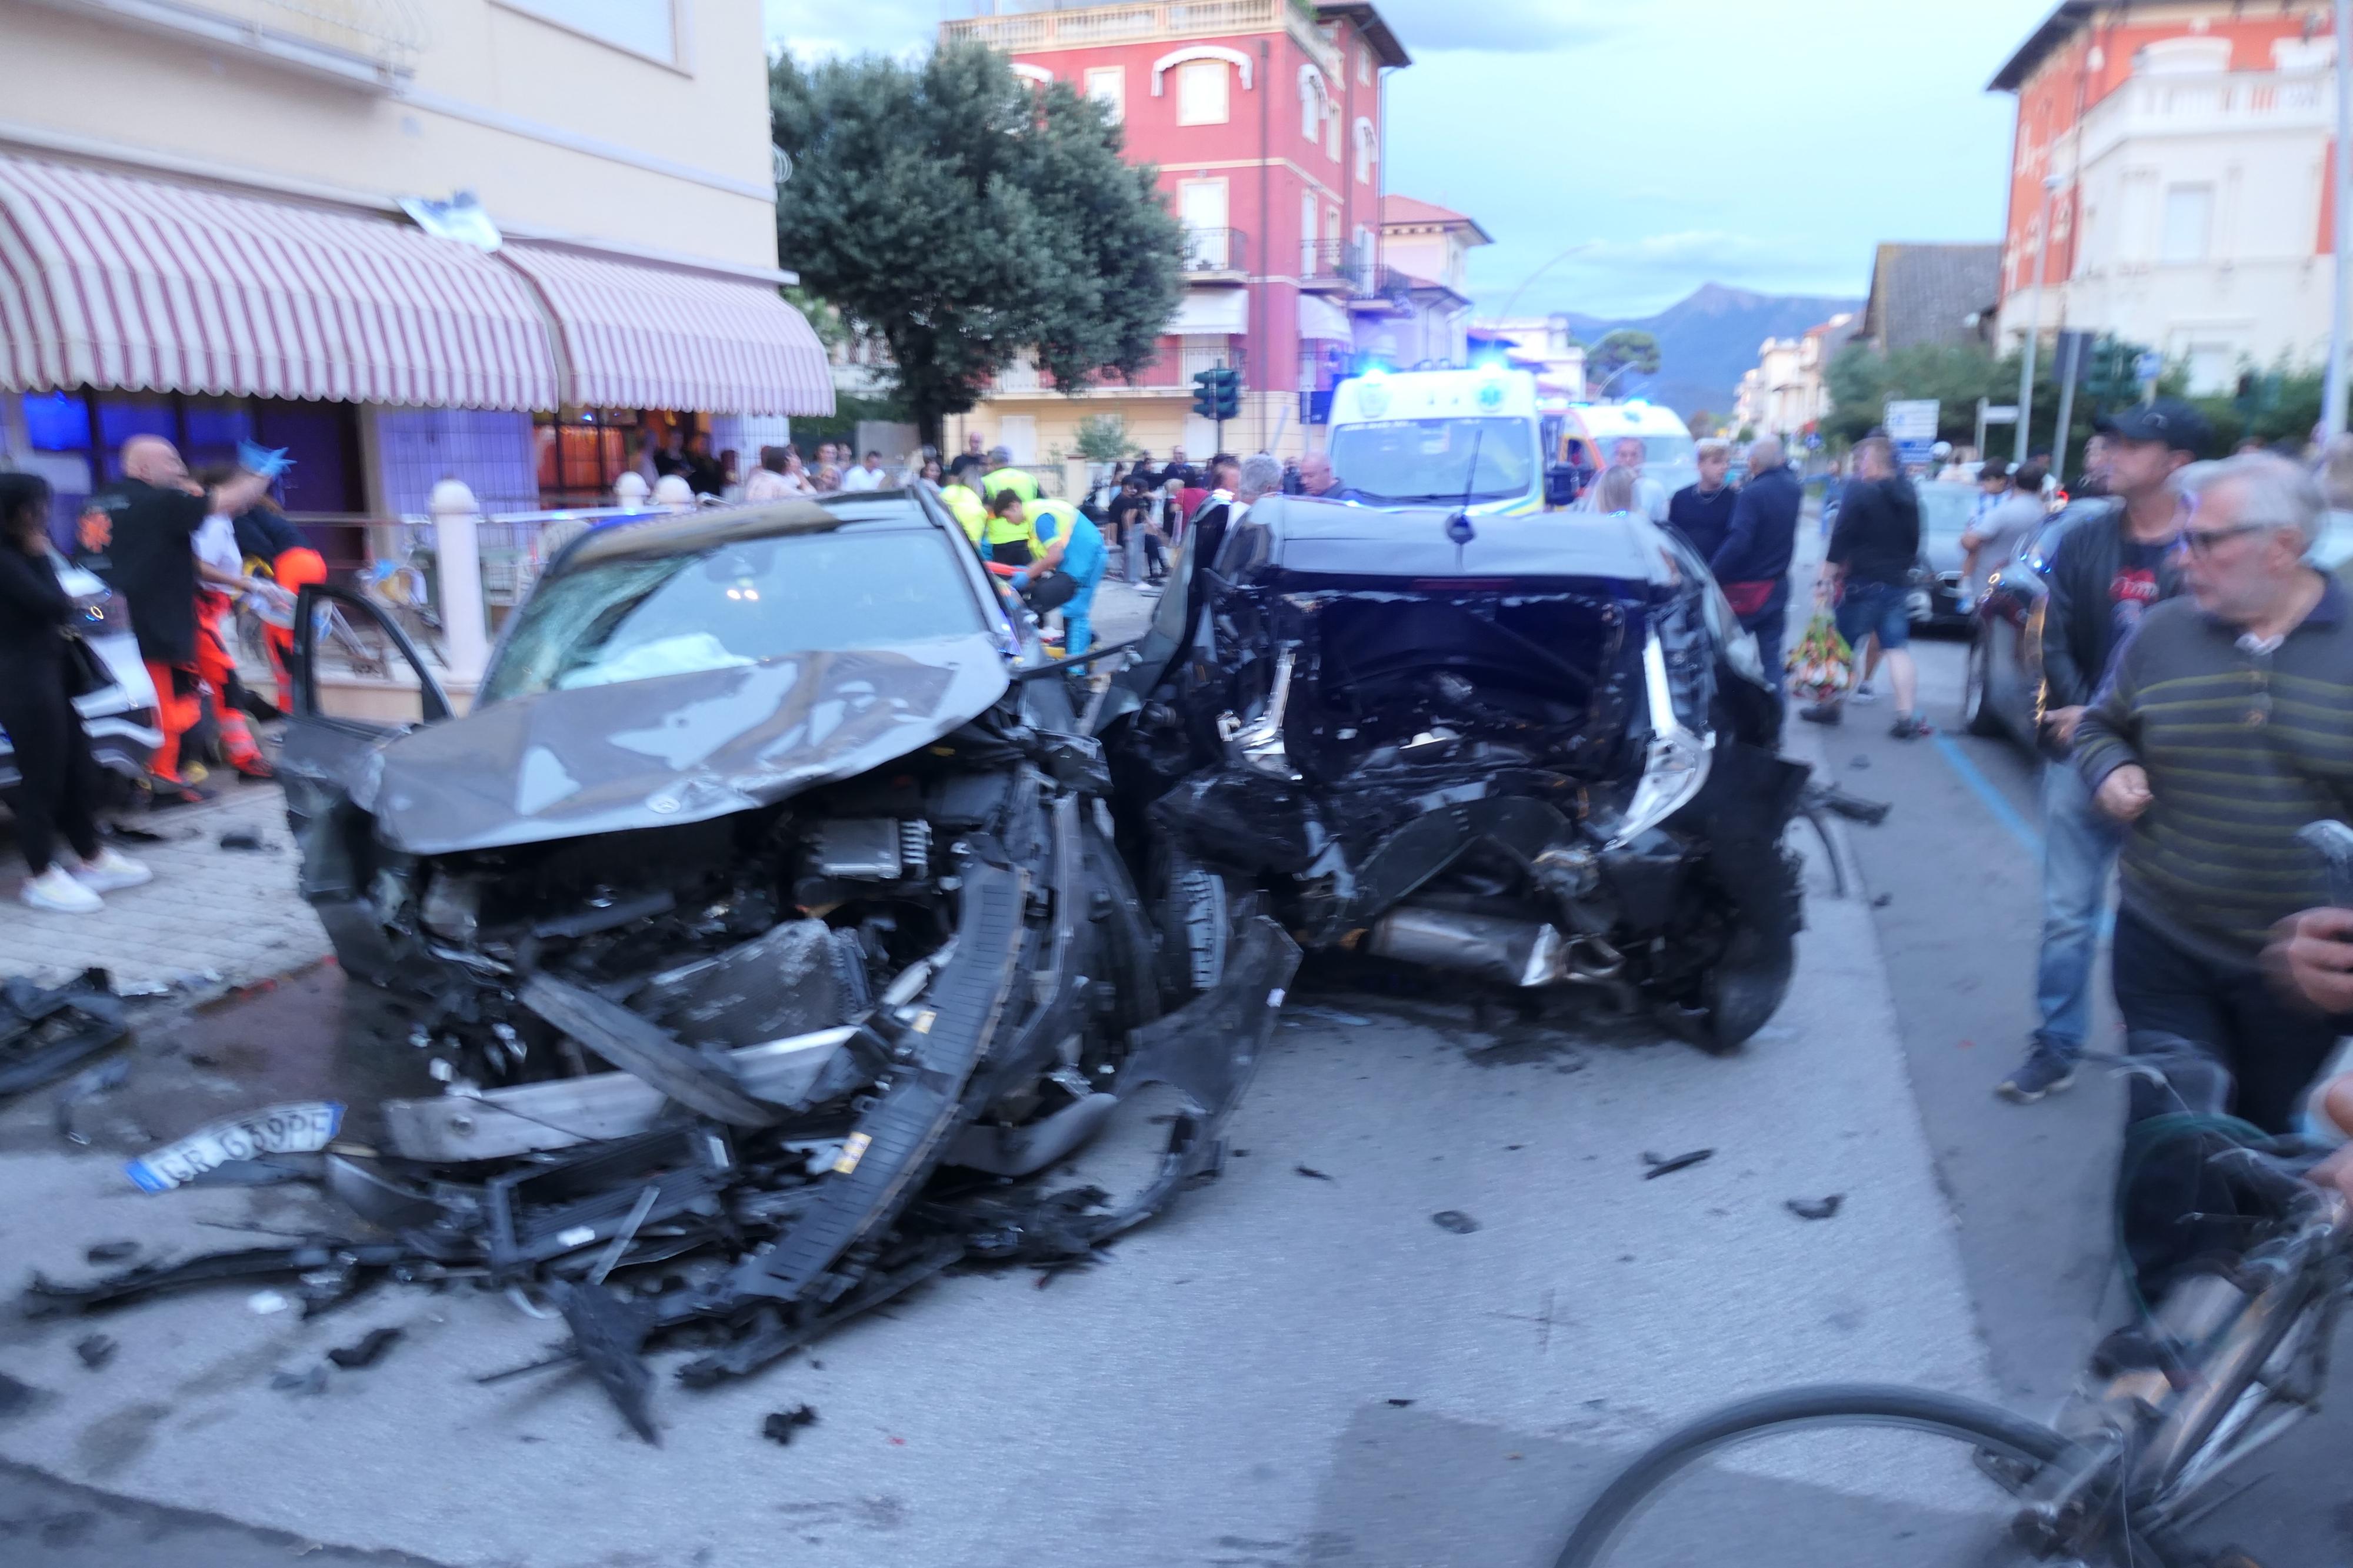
[1641,1149,1714,1179]
[0,970,126,1102]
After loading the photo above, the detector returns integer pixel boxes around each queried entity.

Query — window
[1301,71,1324,140]
[2184,342,2236,395]
[535,410,639,505]
[2161,183,2214,263]
[1301,191,1318,274]
[1179,177,1229,237]
[499,0,677,64]
[1358,46,1372,86]
[1085,66,1125,124]
[479,527,986,704]
[1176,59,1230,125]
[15,389,361,519]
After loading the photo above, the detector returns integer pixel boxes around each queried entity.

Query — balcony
[1181,226,1249,280]
[942,0,1341,79]
[28,0,422,88]
[2071,68,2331,174]
[1300,238,1372,292]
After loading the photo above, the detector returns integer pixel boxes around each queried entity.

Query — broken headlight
[1607,630,1713,848]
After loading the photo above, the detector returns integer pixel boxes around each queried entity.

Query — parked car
[0,551,158,800]
[1907,481,1979,630]
[1959,498,2111,746]
[1097,495,1809,1052]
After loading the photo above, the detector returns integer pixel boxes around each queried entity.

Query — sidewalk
[0,785,331,993]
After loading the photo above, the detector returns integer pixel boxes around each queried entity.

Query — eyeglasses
[2177,522,2272,556]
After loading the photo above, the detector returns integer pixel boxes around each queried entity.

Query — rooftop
[1989,1,2096,93]
[939,0,1381,78]
[1381,194,1493,244]
[1859,244,2000,351]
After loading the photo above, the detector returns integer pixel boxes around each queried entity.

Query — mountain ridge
[1564,282,1864,422]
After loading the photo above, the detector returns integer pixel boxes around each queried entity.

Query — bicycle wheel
[1554,1384,2181,1568]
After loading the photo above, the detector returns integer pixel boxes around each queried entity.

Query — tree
[1069,413,1139,465]
[771,44,1182,446]
[1588,329,1661,392]
[1688,409,1717,437]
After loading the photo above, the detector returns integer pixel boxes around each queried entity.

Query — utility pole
[2050,331,2081,484]
[2015,174,2061,463]
[2327,0,2353,438]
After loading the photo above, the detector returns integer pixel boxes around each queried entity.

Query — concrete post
[429,477,489,685]
[614,470,650,508]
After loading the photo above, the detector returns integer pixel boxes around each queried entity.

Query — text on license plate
[125,1102,344,1192]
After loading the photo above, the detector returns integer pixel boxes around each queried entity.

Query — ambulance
[1542,398,1701,503]
[1323,363,1547,516]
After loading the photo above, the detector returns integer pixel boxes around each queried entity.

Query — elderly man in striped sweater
[2076,452,2353,1286]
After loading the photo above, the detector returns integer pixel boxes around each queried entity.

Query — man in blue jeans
[1803,436,1926,737]
[1996,399,2207,1103]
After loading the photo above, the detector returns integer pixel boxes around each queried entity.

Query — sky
[761,0,2057,318]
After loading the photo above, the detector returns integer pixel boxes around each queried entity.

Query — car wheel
[1962,633,2004,738]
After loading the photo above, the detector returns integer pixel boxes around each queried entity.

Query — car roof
[1231,494,1678,583]
[555,491,936,569]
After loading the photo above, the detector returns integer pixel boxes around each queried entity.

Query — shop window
[31,390,361,512]
[535,410,637,504]
[21,390,89,451]
[1177,60,1230,126]
[2162,184,2214,263]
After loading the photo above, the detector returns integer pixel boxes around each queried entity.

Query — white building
[1992,3,2344,392]
[1734,313,1855,441]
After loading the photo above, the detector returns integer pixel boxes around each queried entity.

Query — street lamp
[1493,241,1597,324]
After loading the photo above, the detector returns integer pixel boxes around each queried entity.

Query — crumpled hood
[363,634,1011,855]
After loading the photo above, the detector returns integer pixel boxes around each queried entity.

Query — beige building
[1734,312,1855,441]
[0,0,826,527]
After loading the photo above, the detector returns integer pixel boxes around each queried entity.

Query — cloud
[764,0,943,61]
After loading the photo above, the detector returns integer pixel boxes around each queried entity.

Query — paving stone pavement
[0,785,329,992]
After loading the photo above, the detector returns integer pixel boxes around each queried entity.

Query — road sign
[2134,351,2163,384]
[1885,399,1940,466]
[1981,405,2020,422]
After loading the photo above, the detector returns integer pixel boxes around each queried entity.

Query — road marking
[1929,733,2044,859]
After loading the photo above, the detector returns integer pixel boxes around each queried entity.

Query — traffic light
[1191,366,1240,423]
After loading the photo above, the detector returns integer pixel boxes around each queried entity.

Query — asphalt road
[1,565,2348,1566]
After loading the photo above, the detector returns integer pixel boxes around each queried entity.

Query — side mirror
[1545,465,1578,507]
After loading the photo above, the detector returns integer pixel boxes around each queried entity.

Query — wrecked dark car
[50,491,1292,1436]
[1098,495,1806,1051]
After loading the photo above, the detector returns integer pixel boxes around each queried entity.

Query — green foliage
[1688,409,1717,436]
[1823,335,2206,463]
[1071,413,1139,464]
[771,44,1184,445]
[1589,329,1661,386]
[783,391,909,456]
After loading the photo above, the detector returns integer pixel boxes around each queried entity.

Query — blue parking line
[1929,732,2044,860]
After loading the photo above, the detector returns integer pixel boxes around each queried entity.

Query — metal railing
[1181,226,1249,273]
[1301,238,1372,291]
[942,0,1338,76]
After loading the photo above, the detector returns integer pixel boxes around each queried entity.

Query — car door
[278,585,452,976]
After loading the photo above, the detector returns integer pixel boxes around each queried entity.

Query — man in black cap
[1997,398,2211,1105]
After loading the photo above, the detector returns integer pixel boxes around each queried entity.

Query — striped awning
[501,242,835,416]
[0,153,556,410]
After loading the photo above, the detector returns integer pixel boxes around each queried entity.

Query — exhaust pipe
[1364,906,1575,988]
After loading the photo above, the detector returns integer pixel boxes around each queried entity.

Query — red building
[1991,2,2340,385]
[939,0,1410,466]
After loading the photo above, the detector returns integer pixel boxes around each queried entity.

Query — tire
[1552,1384,2181,1568]
[1962,632,2005,738]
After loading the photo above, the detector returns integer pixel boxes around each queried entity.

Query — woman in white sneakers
[0,472,151,913]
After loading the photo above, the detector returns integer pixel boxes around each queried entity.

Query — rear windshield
[481,528,983,703]
[1327,416,1535,505]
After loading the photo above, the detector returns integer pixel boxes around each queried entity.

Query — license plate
[125,1102,344,1193]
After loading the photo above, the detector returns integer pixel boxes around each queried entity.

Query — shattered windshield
[1327,417,1535,505]
[480,528,985,703]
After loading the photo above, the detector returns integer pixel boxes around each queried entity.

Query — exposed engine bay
[1099,496,1808,1050]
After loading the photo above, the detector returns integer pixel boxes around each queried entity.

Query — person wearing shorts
[1805,435,1927,738]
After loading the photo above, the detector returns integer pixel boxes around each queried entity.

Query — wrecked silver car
[26,493,1294,1437]
[1098,496,1806,1051]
